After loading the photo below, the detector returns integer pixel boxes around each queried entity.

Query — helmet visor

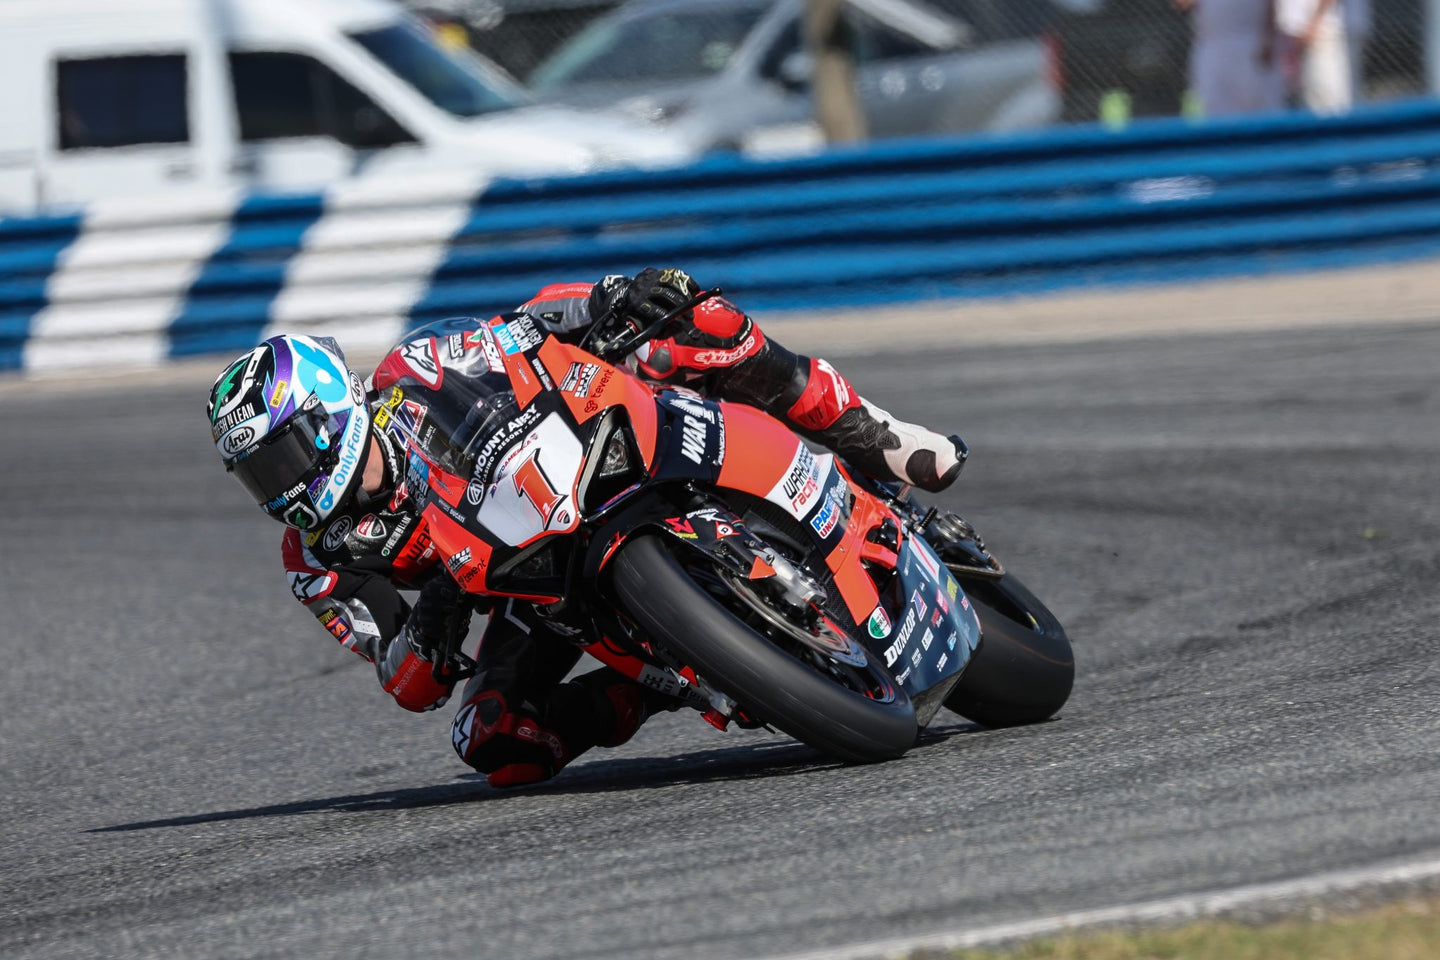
[229,405,343,508]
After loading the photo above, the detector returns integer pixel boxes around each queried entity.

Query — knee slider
[450,690,570,776]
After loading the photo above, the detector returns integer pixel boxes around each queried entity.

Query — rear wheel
[611,534,917,762]
[943,573,1073,728]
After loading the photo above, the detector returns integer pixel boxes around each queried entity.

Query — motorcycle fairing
[407,329,976,670]
[489,316,547,410]
[395,366,598,599]
[879,535,981,700]
[539,337,658,460]
[650,392,725,484]
[475,411,584,547]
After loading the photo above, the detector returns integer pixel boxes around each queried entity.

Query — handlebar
[582,287,723,363]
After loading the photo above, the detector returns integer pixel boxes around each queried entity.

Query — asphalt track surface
[3,311,1440,960]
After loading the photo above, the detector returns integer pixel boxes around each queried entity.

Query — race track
[2,312,1439,959]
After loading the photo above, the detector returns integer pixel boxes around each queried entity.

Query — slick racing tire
[943,573,1074,728]
[612,534,917,763]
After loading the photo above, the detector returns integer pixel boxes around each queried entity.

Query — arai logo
[322,515,354,552]
[867,606,891,639]
[221,426,255,456]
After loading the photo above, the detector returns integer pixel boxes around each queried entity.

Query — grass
[916,896,1440,960]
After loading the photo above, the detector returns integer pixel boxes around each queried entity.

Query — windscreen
[529,3,770,89]
[378,365,521,484]
[350,22,526,117]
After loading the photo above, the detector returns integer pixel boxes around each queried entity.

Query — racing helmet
[207,335,371,529]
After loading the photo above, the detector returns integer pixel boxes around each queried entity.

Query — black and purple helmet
[207,335,371,529]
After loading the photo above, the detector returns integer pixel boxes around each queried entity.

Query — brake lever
[590,287,722,362]
[431,649,477,685]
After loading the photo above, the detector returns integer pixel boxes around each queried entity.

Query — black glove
[404,576,476,681]
[589,268,701,331]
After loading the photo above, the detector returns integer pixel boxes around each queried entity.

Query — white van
[0,0,693,214]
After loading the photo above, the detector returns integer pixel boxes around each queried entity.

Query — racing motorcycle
[389,295,1073,763]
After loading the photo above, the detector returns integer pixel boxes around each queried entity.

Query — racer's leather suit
[281,277,963,788]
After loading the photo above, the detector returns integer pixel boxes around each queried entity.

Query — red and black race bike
[386,296,1073,762]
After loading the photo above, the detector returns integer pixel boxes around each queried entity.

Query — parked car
[403,0,618,78]
[525,0,1061,156]
[0,0,696,215]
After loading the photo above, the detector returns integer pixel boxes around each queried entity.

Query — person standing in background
[1274,0,1371,113]
[1176,0,1286,118]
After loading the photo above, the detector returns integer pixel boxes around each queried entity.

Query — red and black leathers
[552,270,967,491]
[281,271,963,787]
[449,600,652,788]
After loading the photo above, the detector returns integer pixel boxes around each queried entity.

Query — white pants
[1291,26,1367,114]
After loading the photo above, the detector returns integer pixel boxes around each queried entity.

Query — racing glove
[589,267,700,330]
[379,636,455,713]
[589,267,766,382]
[379,576,475,711]
[406,576,472,655]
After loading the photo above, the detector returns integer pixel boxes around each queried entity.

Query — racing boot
[722,342,968,492]
[795,380,969,493]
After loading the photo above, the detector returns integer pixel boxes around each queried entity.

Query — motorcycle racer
[208,269,966,788]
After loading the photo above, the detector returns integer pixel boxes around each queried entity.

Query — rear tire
[611,535,917,762]
[943,573,1073,728]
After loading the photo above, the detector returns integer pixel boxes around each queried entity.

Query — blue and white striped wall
[1,170,488,372]
[7,98,1440,375]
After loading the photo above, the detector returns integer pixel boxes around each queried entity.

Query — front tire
[943,573,1074,728]
[611,535,917,762]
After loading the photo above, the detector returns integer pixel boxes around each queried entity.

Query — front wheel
[943,573,1074,728]
[610,535,917,762]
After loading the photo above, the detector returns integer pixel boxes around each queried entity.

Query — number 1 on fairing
[513,450,565,525]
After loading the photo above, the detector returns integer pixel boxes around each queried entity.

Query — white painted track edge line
[756,854,1440,960]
